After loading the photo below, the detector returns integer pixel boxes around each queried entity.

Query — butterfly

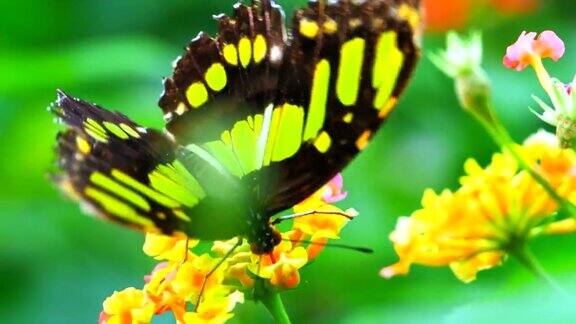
[51,0,420,254]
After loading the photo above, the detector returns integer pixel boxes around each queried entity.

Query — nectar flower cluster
[99,174,355,324]
[381,131,576,283]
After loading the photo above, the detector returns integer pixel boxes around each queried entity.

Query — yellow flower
[212,239,255,288]
[143,232,197,261]
[143,261,186,320]
[382,131,576,282]
[291,185,357,260]
[100,288,155,324]
[182,290,244,324]
[292,203,353,240]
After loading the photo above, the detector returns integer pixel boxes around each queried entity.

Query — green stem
[509,244,568,296]
[254,279,291,324]
[260,290,292,324]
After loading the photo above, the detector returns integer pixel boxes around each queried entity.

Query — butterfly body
[51,0,420,254]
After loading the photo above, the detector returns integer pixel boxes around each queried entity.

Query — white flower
[430,31,483,78]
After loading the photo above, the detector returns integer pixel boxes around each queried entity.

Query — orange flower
[171,255,227,303]
[382,131,576,282]
[423,0,472,32]
[250,241,309,289]
[423,0,540,32]
[212,239,255,288]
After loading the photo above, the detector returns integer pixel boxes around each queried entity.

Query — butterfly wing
[260,0,421,213]
[157,0,421,215]
[52,91,251,239]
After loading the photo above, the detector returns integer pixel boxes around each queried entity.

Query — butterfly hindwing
[52,91,207,234]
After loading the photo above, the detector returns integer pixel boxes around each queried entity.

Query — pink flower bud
[503,30,565,71]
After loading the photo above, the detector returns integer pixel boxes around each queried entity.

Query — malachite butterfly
[51,0,421,254]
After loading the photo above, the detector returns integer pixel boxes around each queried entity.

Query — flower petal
[503,31,537,71]
[535,30,565,61]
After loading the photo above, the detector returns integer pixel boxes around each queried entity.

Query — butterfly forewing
[158,0,420,214]
[159,0,288,145]
[259,0,420,213]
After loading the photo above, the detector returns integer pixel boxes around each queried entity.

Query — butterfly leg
[194,237,244,311]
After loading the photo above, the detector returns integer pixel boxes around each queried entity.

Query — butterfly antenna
[282,238,374,254]
[271,210,355,225]
[194,237,244,311]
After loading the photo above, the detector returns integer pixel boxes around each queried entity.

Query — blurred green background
[1,0,575,323]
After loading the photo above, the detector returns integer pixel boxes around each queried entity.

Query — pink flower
[503,31,565,71]
[322,173,348,203]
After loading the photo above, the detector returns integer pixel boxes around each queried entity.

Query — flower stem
[255,278,291,324]
[260,290,292,324]
[529,56,555,95]
[509,244,567,296]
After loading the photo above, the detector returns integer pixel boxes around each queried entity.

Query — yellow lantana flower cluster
[99,175,355,324]
[382,131,576,282]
